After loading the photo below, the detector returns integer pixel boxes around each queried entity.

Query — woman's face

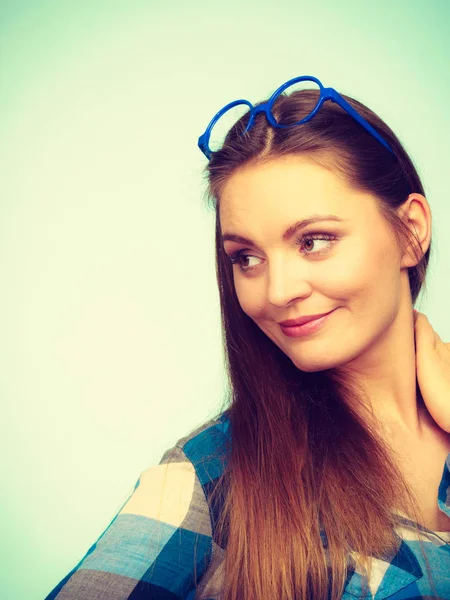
[219,154,410,373]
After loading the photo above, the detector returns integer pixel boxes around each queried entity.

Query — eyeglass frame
[198,75,394,160]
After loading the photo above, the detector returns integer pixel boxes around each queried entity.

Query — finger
[415,314,440,348]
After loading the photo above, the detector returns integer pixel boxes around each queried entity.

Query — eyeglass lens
[207,79,321,154]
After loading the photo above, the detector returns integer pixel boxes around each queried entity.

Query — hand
[413,309,450,433]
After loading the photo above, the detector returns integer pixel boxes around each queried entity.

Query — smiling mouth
[279,309,334,328]
[279,309,336,338]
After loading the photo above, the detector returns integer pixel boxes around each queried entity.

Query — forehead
[219,155,369,225]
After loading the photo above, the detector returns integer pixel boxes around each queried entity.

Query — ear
[398,193,432,268]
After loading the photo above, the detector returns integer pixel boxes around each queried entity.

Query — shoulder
[43,410,232,600]
[154,409,232,493]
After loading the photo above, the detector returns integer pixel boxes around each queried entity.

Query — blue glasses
[198,75,394,160]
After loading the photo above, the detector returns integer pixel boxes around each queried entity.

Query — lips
[279,310,334,327]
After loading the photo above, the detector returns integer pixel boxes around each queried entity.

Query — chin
[290,357,332,373]
[290,352,344,373]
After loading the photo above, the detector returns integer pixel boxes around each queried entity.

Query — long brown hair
[199,88,435,599]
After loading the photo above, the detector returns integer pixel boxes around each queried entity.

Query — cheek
[334,243,398,306]
[328,260,369,296]
[311,251,377,304]
[235,280,265,317]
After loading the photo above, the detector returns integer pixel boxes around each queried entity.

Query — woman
[45,76,450,599]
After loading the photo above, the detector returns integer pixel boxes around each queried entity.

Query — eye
[227,232,338,273]
[296,232,337,256]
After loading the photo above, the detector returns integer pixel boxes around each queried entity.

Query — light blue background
[1,1,449,598]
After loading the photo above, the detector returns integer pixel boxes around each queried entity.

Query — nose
[266,260,312,307]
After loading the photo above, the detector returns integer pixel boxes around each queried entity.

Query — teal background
[1,1,449,597]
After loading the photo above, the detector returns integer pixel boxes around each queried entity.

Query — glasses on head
[198,75,394,160]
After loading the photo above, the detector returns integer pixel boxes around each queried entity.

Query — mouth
[279,310,333,327]
[279,309,336,338]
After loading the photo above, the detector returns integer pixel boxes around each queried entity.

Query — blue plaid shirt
[45,410,450,599]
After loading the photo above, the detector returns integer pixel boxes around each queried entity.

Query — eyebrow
[222,215,346,245]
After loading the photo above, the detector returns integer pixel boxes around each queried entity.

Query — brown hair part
[198,88,435,599]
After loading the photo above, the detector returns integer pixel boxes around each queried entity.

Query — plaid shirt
[45,410,450,599]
